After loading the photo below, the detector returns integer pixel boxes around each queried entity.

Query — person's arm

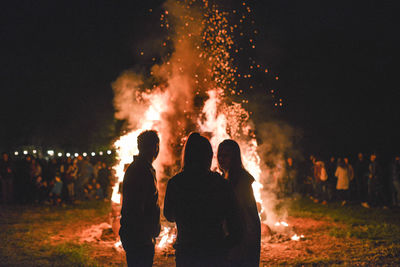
[163,178,176,222]
[224,181,244,248]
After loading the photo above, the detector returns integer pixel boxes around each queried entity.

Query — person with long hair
[335,159,350,206]
[217,139,261,267]
[164,132,242,267]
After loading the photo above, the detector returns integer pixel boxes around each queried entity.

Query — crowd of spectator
[2,150,400,210]
[0,152,114,206]
[281,152,400,208]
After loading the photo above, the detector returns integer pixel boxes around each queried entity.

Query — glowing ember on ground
[291,234,305,241]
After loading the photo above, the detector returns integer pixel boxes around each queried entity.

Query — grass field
[0,201,110,267]
[1,198,400,266]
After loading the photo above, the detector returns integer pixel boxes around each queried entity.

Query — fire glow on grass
[110,0,301,247]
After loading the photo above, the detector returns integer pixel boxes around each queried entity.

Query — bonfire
[106,0,303,250]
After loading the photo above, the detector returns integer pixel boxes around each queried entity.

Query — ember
[110,0,291,249]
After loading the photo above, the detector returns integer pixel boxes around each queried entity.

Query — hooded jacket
[163,169,242,254]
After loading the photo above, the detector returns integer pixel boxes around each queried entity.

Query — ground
[1,199,399,266]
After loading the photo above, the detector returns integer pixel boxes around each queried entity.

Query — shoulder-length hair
[182,132,213,171]
[217,139,244,171]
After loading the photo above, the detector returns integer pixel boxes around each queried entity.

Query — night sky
[0,0,397,158]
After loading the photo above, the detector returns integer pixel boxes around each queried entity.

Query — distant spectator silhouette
[391,156,400,207]
[217,139,261,267]
[0,152,15,204]
[354,153,370,208]
[335,159,350,206]
[368,153,384,207]
[119,130,161,267]
[164,132,242,267]
[326,156,337,201]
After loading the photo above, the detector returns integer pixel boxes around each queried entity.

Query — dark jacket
[119,155,161,249]
[228,168,261,266]
[0,159,14,180]
[163,169,243,255]
[355,159,369,181]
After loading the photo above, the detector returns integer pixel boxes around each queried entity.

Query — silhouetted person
[97,162,111,199]
[119,130,161,267]
[344,157,355,202]
[217,139,261,267]
[368,153,383,207]
[76,157,94,200]
[326,156,337,201]
[164,133,242,267]
[391,156,400,207]
[335,159,350,206]
[284,157,297,195]
[0,152,15,204]
[354,153,370,208]
[313,159,328,204]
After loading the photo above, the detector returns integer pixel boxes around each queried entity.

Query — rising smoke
[111,0,298,225]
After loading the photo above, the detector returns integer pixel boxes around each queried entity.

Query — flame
[109,0,276,249]
[274,221,289,227]
[114,240,122,248]
[198,88,264,210]
[111,90,170,204]
[157,226,176,249]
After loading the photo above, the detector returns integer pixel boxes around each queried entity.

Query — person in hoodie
[164,132,243,267]
[119,130,161,267]
[217,139,261,267]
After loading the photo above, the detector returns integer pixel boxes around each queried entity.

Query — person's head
[217,139,243,173]
[395,156,400,162]
[330,156,335,163]
[287,157,293,166]
[370,153,377,162]
[358,152,363,160]
[96,183,101,189]
[344,157,349,164]
[137,130,160,162]
[2,152,9,161]
[182,132,213,171]
[102,162,107,168]
[337,158,345,168]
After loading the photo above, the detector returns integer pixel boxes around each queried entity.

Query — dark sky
[0,0,398,157]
